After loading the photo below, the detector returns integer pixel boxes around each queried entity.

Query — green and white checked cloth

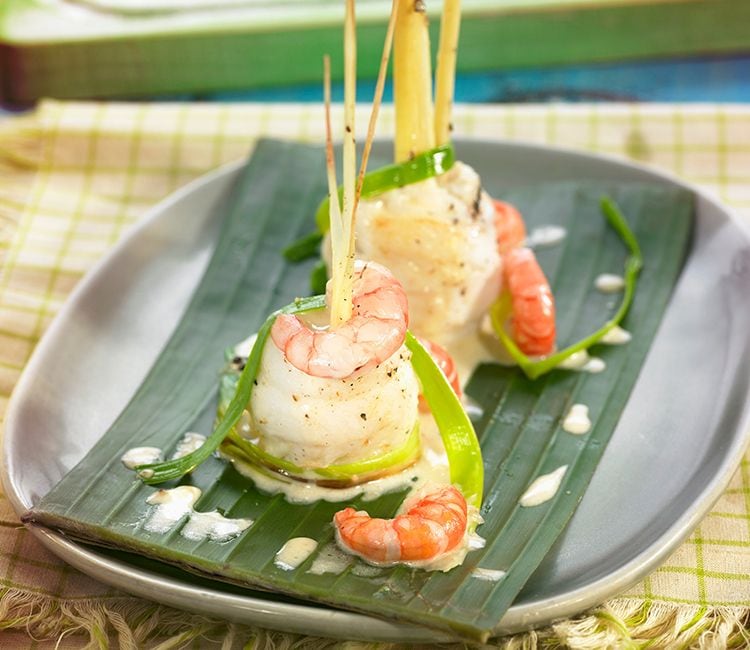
[0,101,749,649]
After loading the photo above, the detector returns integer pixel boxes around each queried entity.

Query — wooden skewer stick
[353,0,398,217]
[330,0,396,327]
[324,55,348,329]
[330,0,357,327]
[434,0,461,146]
[393,0,435,163]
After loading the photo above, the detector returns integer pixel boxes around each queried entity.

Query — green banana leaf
[23,139,693,642]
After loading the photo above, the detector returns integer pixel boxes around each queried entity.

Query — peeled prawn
[271,260,408,380]
[333,485,467,564]
[503,247,556,357]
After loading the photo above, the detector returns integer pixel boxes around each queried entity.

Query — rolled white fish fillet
[247,340,420,469]
[353,161,501,344]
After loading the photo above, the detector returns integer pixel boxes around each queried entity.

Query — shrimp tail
[503,247,556,357]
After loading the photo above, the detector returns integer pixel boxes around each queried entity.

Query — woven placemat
[1,101,748,648]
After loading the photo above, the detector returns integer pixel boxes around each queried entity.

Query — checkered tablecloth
[0,101,749,648]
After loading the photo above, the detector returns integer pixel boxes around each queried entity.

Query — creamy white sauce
[601,326,632,345]
[557,350,605,373]
[519,465,568,507]
[595,273,625,293]
[121,446,162,469]
[447,326,506,390]
[181,510,252,542]
[582,357,606,373]
[471,567,507,582]
[351,563,383,577]
[308,543,352,575]
[145,486,202,533]
[144,486,252,541]
[525,225,567,249]
[171,432,206,459]
[274,537,318,571]
[557,350,588,370]
[562,404,592,435]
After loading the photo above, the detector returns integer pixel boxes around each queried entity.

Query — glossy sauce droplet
[519,465,568,507]
[526,225,567,249]
[121,447,162,469]
[563,404,592,435]
[595,273,625,293]
[145,486,202,533]
[601,326,632,345]
[471,567,507,581]
[275,537,318,571]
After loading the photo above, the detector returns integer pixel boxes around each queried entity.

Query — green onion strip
[491,195,644,380]
[406,332,483,509]
[137,292,483,506]
[315,143,455,233]
[283,144,455,261]
[222,422,421,483]
[136,295,326,484]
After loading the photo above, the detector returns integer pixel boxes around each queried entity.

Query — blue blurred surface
[1,54,748,117]
[203,55,750,103]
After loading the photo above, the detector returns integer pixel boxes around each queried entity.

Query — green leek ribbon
[221,423,421,484]
[136,295,326,484]
[138,292,483,511]
[491,195,643,380]
[405,332,483,510]
[283,144,455,261]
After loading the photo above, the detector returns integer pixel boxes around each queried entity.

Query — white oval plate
[4,140,750,642]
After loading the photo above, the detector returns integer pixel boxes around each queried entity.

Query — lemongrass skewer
[324,55,349,331]
[353,0,398,216]
[434,0,460,146]
[393,0,435,163]
[330,0,358,327]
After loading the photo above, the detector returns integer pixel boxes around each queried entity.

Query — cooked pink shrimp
[418,338,461,412]
[333,485,468,564]
[503,247,556,357]
[494,199,527,254]
[271,260,408,380]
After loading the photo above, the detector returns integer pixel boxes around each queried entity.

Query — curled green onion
[284,144,456,263]
[283,231,323,262]
[316,143,455,233]
[309,260,328,295]
[405,332,483,510]
[491,195,643,380]
[221,422,421,484]
[135,294,326,484]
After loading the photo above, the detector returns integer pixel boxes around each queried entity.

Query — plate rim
[3,137,750,641]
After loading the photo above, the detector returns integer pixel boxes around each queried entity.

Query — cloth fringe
[0,587,326,649]
[487,599,750,650]
[0,589,748,649]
